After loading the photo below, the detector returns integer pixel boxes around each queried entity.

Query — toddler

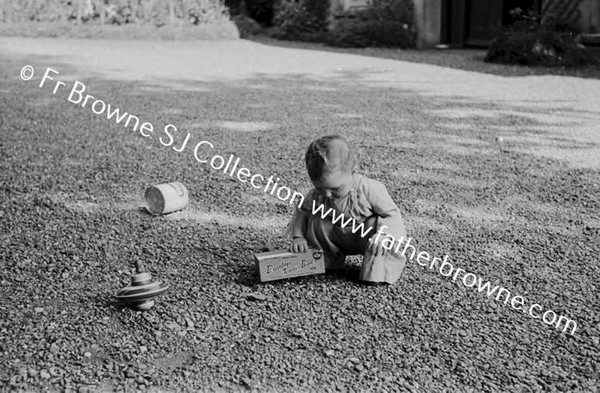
[287,135,407,284]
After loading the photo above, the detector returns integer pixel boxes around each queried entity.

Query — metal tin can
[144,182,189,215]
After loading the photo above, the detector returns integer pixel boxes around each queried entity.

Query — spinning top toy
[116,261,169,311]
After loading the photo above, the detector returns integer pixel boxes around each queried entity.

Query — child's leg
[358,216,406,284]
[304,217,346,270]
[359,251,406,284]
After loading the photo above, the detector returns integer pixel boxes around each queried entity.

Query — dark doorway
[442,0,539,47]
[465,0,504,46]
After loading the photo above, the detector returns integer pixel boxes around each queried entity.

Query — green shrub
[358,0,415,25]
[0,0,231,26]
[186,0,230,25]
[105,0,138,25]
[231,13,262,37]
[485,29,593,66]
[302,0,329,32]
[271,0,329,40]
[485,6,594,67]
[0,20,239,40]
[327,19,416,48]
[327,0,417,48]
[0,0,83,22]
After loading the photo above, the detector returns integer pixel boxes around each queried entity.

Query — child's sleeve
[286,208,309,238]
[285,189,314,239]
[362,179,407,239]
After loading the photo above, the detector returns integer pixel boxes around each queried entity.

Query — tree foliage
[0,0,231,25]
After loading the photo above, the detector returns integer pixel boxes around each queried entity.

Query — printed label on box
[254,248,325,282]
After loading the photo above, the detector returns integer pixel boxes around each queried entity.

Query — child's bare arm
[363,179,406,256]
[364,179,406,238]
[287,208,309,252]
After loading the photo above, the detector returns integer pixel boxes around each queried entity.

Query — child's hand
[289,237,309,253]
[368,235,393,257]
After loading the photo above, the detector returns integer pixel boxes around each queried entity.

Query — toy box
[254,248,325,282]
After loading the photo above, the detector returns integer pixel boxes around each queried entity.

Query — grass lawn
[250,35,600,79]
[0,40,599,392]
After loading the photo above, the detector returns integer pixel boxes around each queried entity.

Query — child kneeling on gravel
[287,135,407,284]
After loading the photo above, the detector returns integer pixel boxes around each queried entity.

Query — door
[443,0,540,47]
[465,0,504,46]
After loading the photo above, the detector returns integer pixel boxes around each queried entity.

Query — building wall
[540,0,600,34]
[331,0,598,48]
[579,0,600,33]
[413,0,442,48]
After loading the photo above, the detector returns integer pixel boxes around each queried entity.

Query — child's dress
[287,172,407,284]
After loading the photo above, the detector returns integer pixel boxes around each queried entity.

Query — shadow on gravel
[1,52,599,392]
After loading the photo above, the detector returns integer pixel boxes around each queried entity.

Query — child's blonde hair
[305,135,355,181]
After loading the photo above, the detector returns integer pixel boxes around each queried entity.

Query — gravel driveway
[2,37,599,168]
[1,37,599,392]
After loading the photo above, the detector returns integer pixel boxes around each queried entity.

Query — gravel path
[1,37,599,168]
[1,37,599,392]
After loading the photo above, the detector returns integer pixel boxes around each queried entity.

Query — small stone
[262,242,276,251]
[137,376,145,385]
[27,367,38,378]
[349,357,360,364]
[324,350,335,357]
[355,364,364,372]
[140,346,147,353]
[245,293,267,302]
[84,352,92,358]
[34,307,44,313]
[241,377,253,387]
[40,370,50,379]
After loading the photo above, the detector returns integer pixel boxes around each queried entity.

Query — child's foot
[359,252,404,285]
